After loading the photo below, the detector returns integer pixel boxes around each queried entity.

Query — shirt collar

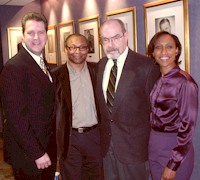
[118,46,128,64]
[22,43,42,64]
[67,61,87,74]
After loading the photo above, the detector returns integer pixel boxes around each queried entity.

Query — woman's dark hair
[147,31,182,65]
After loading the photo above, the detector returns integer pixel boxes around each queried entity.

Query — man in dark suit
[0,12,56,180]
[97,19,160,179]
[52,34,103,180]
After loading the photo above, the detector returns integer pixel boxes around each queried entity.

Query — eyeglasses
[101,34,124,45]
[67,46,88,52]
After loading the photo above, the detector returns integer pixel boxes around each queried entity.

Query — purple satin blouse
[150,66,198,171]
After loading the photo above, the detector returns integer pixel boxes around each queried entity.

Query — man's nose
[74,47,81,52]
[33,33,39,39]
[107,39,115,46]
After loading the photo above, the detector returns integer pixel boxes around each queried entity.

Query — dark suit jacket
[52,62,99,159]
[96,49,160,163]
[0,47,56,169]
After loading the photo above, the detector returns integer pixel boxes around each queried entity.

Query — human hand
[161,167,176,180]
[35,153,52,169]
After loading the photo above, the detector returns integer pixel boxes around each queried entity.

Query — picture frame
[58,21,75,64]
[45,25,58,64]
[78,15,100,62]
[144,0,190,72]
[106,7,137,51]
[7,27,23,58]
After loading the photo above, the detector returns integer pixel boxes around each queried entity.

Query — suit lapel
[87,63,95,92]
[96,58,110,116]
[112,51,136,114]
[58,65,72,111]
[21,47,53,85]
[97,56,135,117]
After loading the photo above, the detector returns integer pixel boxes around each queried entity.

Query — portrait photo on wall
[47,34,55,53]
[106,7,137,51]
[62,32,70,51]
[78,15,100,62]
[58,21,74,64]
[84,29,95,53]
[144,0,190,73]
[155,16,175,33]
[45,25,58,64]
[7,27,23,58]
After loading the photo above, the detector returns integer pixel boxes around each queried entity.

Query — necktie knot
[113,59,117,67]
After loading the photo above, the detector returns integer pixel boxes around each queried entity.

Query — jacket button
[110,119,113,122]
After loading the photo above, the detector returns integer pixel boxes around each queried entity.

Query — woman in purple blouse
[147,31,198,180]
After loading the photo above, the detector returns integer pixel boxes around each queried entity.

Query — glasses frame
[66,46,88,52]
[100,34,124,45]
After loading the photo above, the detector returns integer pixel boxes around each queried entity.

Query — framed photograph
[7,27,23,58]
[45,25,58,64]
[144,0,190,72]
[106,7,137,51]
[58,21,75,64]
[78,15,100,62]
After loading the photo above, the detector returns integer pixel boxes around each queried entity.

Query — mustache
[107,48,119,53]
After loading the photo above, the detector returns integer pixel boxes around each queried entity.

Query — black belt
[72,124,98,133]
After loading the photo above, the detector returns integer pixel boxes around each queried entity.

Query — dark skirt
[148,129,194,180]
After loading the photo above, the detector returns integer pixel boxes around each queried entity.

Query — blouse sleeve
[167,79,198,171]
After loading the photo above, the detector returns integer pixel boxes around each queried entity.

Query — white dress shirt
[102,47,129,101]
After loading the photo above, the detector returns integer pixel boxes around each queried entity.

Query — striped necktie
[40,57,48,74]
[40,57,52,82]
[107,59,117,114]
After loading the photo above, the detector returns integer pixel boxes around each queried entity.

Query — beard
[106,47,120,59]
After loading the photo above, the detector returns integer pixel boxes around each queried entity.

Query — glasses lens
[101,34,124,44]
[67,46,88,52]
[67,47,75,51]
[79,46,88,51]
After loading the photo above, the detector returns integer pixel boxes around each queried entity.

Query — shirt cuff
[167,159,181,171]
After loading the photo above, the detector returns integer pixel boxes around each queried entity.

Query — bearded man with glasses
[52,33,103,180]
[96,19,160,180]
